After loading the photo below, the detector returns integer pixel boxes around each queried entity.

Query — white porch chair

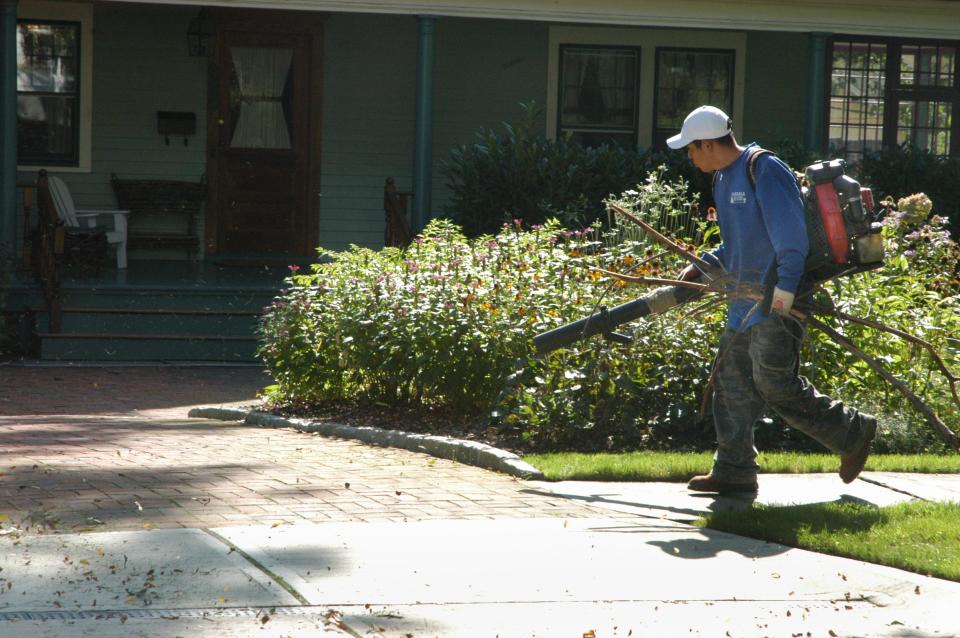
[47,175,129,269]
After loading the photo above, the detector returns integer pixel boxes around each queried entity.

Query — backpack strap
[746,147,775,191]
[712,147,776,191]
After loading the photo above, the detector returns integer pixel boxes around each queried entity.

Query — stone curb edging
[188,406,545,480]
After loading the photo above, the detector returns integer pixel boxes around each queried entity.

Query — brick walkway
[0,366,600,533]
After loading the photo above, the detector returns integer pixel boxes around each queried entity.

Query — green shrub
[260,174,960,454]
[259,218,611,415]
[442,102,710,237]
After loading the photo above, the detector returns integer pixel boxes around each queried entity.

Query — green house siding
[12,5,817,260]
[742,31,808,149]
[431,18,548,219]
[48,3,206,204]
[318,15,547,251]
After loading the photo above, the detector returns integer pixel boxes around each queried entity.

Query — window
[654,48,735,147]
[557,46,639,148]
[17,20,81,166]
[828,38,959,161]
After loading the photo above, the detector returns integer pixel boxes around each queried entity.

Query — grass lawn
[524,451,960,482]
[700,500,960,582]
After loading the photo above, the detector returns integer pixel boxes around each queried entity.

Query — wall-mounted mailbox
[157,111,197,145]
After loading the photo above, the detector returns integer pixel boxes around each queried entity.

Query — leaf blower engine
[802,158,885,283]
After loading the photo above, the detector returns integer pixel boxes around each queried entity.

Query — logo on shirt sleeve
[730,191,747,205]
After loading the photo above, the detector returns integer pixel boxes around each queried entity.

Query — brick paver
[0,366,601,533]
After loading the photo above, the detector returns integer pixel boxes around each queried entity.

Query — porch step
[19,260,287,363]
[38,305,269,362]
[54,307,262,336]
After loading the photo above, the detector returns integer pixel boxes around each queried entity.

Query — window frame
[824,34,960,159]
[16,0,93,173]
[652,46,736,149]
[16,18,83,167]
[546,26,746,150]
[555,43,641,148]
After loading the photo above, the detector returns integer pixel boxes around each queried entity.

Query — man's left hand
[771,287,795,316]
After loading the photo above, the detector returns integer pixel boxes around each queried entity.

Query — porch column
[805,32,831,154]
[411,15,435,235]
[0,0,16,253]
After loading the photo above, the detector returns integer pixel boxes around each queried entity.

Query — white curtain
[230,47,293,149]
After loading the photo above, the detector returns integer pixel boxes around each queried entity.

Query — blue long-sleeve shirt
[710,143,808,330]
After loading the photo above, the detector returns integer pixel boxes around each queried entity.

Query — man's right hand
[678,264,702,282]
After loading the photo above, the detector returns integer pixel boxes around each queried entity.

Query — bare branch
[607,203,716,276]
[806,302,960,408]
[801,311,960,453]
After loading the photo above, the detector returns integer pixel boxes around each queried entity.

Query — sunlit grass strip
[524,451,960,482]
[699,500,960,582]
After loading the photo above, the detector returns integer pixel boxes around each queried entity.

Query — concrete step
[39,333,260,362]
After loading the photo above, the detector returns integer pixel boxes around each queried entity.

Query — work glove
[678,264,701,282]
[770,287,795,316]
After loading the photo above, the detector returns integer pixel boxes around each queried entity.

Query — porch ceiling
[100,0,960,39]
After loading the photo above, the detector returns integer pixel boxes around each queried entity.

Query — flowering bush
[259,218,622,416]
[259,175,959,453]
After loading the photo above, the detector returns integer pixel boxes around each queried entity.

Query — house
[1,0,958,361]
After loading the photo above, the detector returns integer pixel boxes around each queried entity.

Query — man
[666,105,877,494]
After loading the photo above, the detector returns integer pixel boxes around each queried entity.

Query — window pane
[655,49,734,141]
[558,47,638,147]
[17,22,78,93]
[560,47,638,129]
[901,45,955,88]
[17,95,76,162]
[898,100,952,155]
[828,41,886,162]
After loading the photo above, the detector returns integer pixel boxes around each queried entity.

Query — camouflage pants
[711,317,873,482]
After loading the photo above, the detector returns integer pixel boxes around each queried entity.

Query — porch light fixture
[187,9,212,57]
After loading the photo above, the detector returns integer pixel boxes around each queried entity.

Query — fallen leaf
[120,614,128,624]
[583,631,596,638]
[915,585,921,594]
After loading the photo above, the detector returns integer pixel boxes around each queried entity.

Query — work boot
[687,473,758,495]
[839,415,878,484]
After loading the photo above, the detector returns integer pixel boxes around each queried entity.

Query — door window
[229,46,294,149]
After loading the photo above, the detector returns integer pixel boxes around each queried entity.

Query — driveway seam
[189,407,545,480]
[202,528,311,606]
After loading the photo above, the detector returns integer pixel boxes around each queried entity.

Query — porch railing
[35,171,64,333]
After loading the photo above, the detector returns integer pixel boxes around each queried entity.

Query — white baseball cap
[666,106,733,149]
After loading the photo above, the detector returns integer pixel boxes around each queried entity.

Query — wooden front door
[207,25,319,257]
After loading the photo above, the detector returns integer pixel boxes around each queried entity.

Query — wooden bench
[111,174,206,259]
